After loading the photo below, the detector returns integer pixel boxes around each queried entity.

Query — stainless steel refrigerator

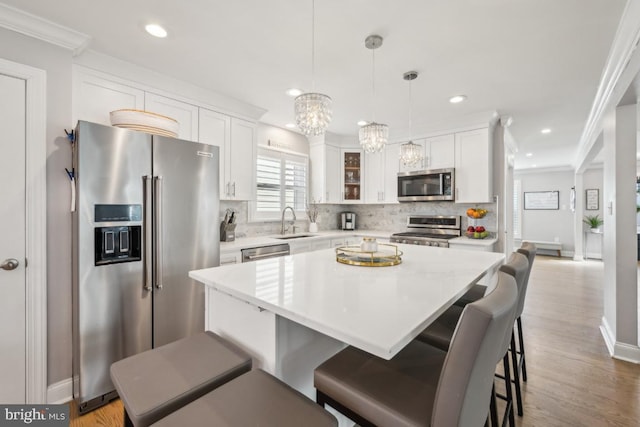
[71,121,220,413]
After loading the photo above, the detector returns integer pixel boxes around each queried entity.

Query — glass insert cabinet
[342,150,362,202]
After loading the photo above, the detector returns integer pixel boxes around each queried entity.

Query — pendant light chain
[371,47,376,122]
[311,0,315,91]
[408,75,413,139]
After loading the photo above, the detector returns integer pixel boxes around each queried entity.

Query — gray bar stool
[512,242,536,413]
[314,271,518,427]
[151,369,337,426]
[110,331,252,427]
[416,251,529,427]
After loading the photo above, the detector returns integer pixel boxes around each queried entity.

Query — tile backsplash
[220,200,496,238]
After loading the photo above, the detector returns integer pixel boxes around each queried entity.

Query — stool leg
[490,384,499,427]
[510,329,524,416]
[502,355,515,427]
[124,409,134,427]
[517,317,527,382]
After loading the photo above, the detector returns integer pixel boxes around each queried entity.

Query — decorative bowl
[110,109,179,137]
[465,231,489,239]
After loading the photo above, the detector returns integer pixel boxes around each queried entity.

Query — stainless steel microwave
[397,168,455,202]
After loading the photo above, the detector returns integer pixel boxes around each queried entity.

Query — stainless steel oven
[390,215,461,247]
[397,168,454,202]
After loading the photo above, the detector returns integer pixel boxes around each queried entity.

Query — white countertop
[190,245,504,359]
[220,229,493,251]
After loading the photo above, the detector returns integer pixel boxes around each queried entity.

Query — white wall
[514,169,576,256]
[602,104,638,347]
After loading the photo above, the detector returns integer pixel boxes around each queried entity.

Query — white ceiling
[0,0,627,169]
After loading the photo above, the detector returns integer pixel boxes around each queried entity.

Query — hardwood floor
[68,256,640,426]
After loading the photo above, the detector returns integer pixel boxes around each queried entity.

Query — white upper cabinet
[383,143,401,203]
[364,150,384,203]
[73,68,144,125]
[198,108,230,198]
[310,143,340,203]
[145,93,198,141]
[397,134,455,173]
[454,128,492,203]
[200,110,256,200]
[424,134,455,170]
[229,118,256,200]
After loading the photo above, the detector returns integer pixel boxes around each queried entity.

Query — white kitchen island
[190,244,504,401]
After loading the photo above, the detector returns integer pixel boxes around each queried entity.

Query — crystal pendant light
[358,35,388,153]
[400,71,423,166]
[294,0,332,136]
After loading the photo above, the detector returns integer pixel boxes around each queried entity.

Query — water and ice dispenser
[94,204,142,266]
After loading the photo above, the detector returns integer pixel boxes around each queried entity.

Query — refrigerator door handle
[154,176,164,289]
[143,175,153,292]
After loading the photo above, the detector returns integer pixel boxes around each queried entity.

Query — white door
[0,72,27,403]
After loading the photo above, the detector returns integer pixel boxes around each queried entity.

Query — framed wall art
[524,190,559,210]
[585,189,599,210]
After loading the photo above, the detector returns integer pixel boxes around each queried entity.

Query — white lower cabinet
[219,250,242,265]
[448,241,495,252]
[312,239,332,251]
[290,237,333,254]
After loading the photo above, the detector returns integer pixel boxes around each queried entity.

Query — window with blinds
[513,179,522,239]
[254,146,308,220]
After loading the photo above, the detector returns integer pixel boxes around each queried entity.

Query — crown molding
[514,164,575,174]
[0,3,91,55]
[575,0,640,170]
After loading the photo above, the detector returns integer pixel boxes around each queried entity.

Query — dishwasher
[241,243,290,262]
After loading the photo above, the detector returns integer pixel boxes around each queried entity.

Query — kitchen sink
[274,234,314,240]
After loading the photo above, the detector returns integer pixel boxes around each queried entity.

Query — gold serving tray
[335,244,403,267]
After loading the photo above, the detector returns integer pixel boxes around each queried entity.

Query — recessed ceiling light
[357,120,368,126]
[449,95,467,104]
[286,88,302,97]
[525,153,533,158]
[285,123,297,129]
[145,24,167,38]
[532,164,537,168]
[541,128,551,134]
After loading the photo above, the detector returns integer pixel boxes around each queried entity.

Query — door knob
[1,258,19,271]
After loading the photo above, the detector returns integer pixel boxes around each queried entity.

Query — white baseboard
[600,316,616,355]
[585,251,603,260]
[47,377,72,404]
[613,342,640,364]
[600,317,640,363]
